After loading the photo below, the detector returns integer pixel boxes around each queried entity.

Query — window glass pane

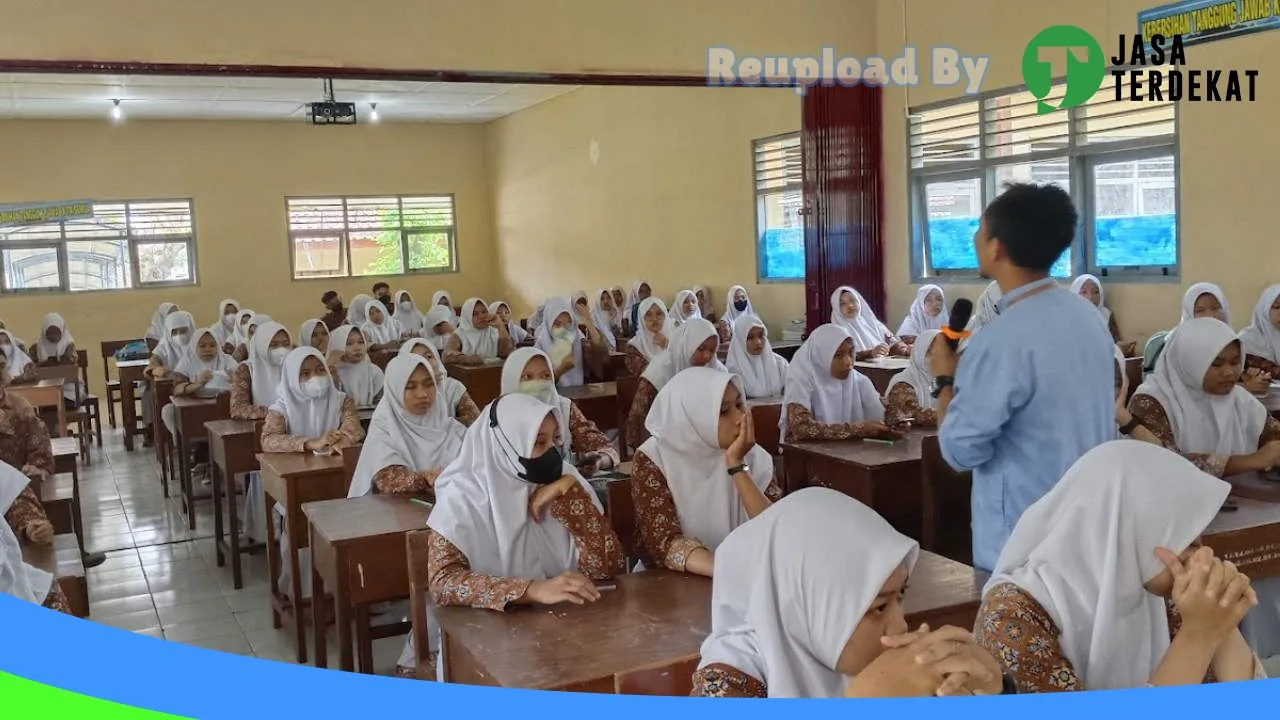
[2,247,60,290]
[909,102,980,168]
[126,201,192,238]
[756,190,804,280]
[350,230,403,276]
[1092,155,1177,267]
[993,159,1072,277]
[136,242,191,283]
[407,231,454,271]
[67,239,132,291]
[924,178,981,270]
[402,196,455,228]
[292,235,345,278]
[288,199,346,232]
[345,197,400,230]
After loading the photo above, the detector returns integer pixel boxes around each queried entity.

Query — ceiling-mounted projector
[308,78,357,125]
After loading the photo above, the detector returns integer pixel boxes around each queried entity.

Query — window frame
[907,73,1180,284]
[285,193,460,281]
[0,198,198,295]
[751,132,805,284]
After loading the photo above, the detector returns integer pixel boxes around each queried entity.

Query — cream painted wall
[485,86,805,335]
[0,119,494,394]
[878,0,1280,344]
[2,0,870,76]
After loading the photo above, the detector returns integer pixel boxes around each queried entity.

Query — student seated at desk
[625,319,724,450]
[1070,274,1127,348]
[1,460,72,614]
[883,329,940,429]
[227,309,254,360]
[694,487,1003,698]
[1144,283,1269,394]
[399,339,481,426]
[694,285,717,324]
[362,303,405,354]
[320,290,347,331]
[830,286,908,359]
[145,302,180,344]
[444,298,513,365]
[299,319,329,353]
[422,305,458,353]
[392,290,425,338]
[349,354,465,498]
[780,324,898,444]
[1113,346,1161,444]
[960,282,1002,351]
[717,285,754,342]
[895,285,945,347]
[671,289,701,327]
[502,347,617,475]
[976,441,1265,691]
[535,297,606,389]
[210,298,240,355]
[625,298,672,377]
[425,392,625,611]
[610,286,627,325]
[148,311,196,378]
[32,313,77,367]
[590,288,622,342]
[490,300,529,345]
[1238,283,1280,378]
[230,322,292,421]
[327,326,384,408]
[626,280,653,337]
[573,290,615,351]
[233,314,274,364]
[633,368,775,577]
[163,327,237,442]
[0,331,37,386]
[430,291,459,325]
[725,315,786,399]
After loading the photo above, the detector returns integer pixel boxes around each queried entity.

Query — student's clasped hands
[1156,546,1256,641]
[847,624,1002,697]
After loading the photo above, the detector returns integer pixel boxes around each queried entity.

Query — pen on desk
[409,498,434,509]
[863,438,896,446]
[595,583,617,591]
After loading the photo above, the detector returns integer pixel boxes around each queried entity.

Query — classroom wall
[1,0,869,77]
[485,86,805,334]
[0,119,494,394]
[877,0,1280,343]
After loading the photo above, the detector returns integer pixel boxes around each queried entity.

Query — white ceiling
[0,74,578,123]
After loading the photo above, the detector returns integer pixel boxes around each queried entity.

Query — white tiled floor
[76,429,407,674]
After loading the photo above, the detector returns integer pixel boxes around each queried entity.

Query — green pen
[409,498,434,509]
[863,438,896,446]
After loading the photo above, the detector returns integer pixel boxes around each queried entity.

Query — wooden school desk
[607,351,628,379]
[172,394,229,531]
[117,359,151,451]
[561,381,619,432]
[772,341,801,361]
[258,451,349,664]
[207,419,263,589]
[745,397,783,457]
[854,358,909,394]
[446,359,504,408]
[47,437,84,553]
[306,495,431,673]
[1203,496,1280,581]
[22,534,88,617]
[782,429,934,540]
[9,379,67,437]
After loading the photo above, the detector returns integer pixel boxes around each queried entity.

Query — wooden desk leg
[355,604,372,674]
[228,471,243,590]
[179,430,195,530]
[212,461,225,567]
[122,382,136,452]
[287,508,308,664]
[57,400,67,439]
[336,559,353,672]
[70,463,83,555]
[312,562,328,669]
[264,490,282,630]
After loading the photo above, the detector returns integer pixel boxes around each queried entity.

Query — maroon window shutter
[801,85,886,335]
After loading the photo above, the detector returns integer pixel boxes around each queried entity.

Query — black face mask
[733,299,749,312]
[518,446,564,485]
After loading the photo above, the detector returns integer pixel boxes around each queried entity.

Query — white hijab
[428,393,603,579]
[211,298,240,345]
[146,302,177,342]
[456,297,500,360]
[154,311,196,370]
[349,354,466,498]
[35,312,73,362]
[247,322,290,408]
[232,309,257,347]
[534,297,585,388]
[725,315,786,398]
[1070,274,1112,329]
[1133,318,1267,455]
[639,368,772,550]
[174,328,238,395]
[641,318,726,391]
[0,461,54,605]
[268,347,345,439]
[299,319,329,352]
[431,291,458,326]
[627,298,673,360]
[393,290,426,335]
[0,331,33,377]
[699,487,919,698]
[328,325,384,408]
[399,338,466,419]
[829,286,891,351]
[670,290,702,326]
[1238,284,1280,364]
[885,329,939,410]
[625,280,648,321]
[1181,282,1230,325]
[362,303,404,345]
[490,301,529,345]
[587,289,618,350]
[348,294,374,328]
[720,285,755,329]
[987,440,1229,691]
[501,346,573,459]
[961,282,1003,352]
[422,306,457,351]
[780,324,884,440]
[895,285,945,338]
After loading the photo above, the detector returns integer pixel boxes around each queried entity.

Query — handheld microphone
[940,299,973,351]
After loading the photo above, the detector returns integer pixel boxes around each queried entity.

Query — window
[0,200,196,293]
[909,80,1178,280]
[287,195,458,280]
[753,133,804,281]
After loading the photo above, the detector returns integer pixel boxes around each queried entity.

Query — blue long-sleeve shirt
[939,277,1115,571]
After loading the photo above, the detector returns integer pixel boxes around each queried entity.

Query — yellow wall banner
[0,199,94,227]
[1140,0,1280,47]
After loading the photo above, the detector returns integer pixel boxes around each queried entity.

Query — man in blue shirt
[929,183,1115,571]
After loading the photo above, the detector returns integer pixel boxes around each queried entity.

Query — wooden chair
[99,339,142,430]
[35,365,90,465]
[920,434,972,565]
[615,374,640,461]
[605,477,641,569]
[749,402,784,494]
[152,379,175,498]
[76,350,102,449]
[405,528,435,680]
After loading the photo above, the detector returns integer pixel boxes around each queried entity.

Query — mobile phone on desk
[1264,468,1280,483]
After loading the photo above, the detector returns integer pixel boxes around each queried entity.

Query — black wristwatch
[930,376,954,399]
[727,462,750,477]
[1118,416,1143,436]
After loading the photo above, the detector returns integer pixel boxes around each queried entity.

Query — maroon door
[801,85,886,335]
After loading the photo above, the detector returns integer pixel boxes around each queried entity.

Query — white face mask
[269,347,291,366]
[302,376,331,399]
[518,379,556,404]
[222,314,236,328]
[172,332,190,346]
[400,301,414,312]
[553,326,574,342]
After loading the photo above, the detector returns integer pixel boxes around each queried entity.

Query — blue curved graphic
[2,593,1276,717]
